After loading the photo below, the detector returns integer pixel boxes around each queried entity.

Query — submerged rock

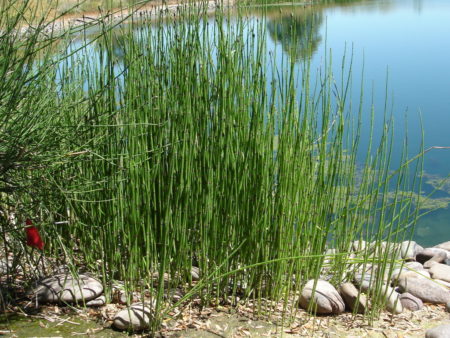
[399,292,423,311]
[426,324,450,338]
[299,280,345,314]
[113,302,153,331]
[398,277,450,304]
[339,282,368,314]
[33,273,103,304]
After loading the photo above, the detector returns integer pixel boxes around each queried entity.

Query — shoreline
[18,0,238,36]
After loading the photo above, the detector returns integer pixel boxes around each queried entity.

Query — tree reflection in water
[267,9,323,60]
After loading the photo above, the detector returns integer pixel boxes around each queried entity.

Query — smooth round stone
[34,273,103,304]
[299,280,345,314]
[417,248,449,264]
[434,241,450,252]
[86,295,106,307]
[426,324,450,338]
[400,241,422,261]
[339,282,368,314]
[191,266,200,281]
[113,302,152,331]
[354,273,375,292]
[398,276,450,304]
[399,292,423,311]
[429,263,450,282]
[380,285,403,314]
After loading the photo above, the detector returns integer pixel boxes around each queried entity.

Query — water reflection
[267,8,323,60]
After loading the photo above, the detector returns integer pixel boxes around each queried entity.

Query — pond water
[257,0,450,246]
[65,0,450,246]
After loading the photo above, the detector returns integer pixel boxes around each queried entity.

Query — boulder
[399,292,423,311]
[429,263,450,282]
[434,241,450,252]
[299,280,345,314]
[113,302,152,331]
[33,273,103,304]
[426,324,450,338]
[398,277,450,304]
[338,282,368,314]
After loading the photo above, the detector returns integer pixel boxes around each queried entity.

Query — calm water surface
[261,0,450,246]
[68,0,450,246]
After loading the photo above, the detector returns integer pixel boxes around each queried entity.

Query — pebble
[299,280,345,314]
[398,276,450,304]
[113,302,152,331]
[399,292,423,311]
[33,273,103,304]
[338,282,368,314]
[426,324,450,338]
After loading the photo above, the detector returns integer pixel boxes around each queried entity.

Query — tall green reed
[52,3,423,328]
[0,0,423,331]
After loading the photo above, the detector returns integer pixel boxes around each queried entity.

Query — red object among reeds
[25,218,44,250]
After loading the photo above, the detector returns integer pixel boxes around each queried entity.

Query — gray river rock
[434,241,450,252]
[113,302,153,331]
[380,285,403,314]
[299,280,345,314]
[426,324,450,338]
[398,277,450,304]
[33,273,103,304]
[399,292,423,311]
[429,263,450,282]
[86,295,106,307]
[400,241,423,261]
[417,248,449,264]
[338,282,368,314]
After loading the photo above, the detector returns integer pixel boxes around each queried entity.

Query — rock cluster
[300,240,450,316]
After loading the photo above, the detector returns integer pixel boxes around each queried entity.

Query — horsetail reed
[1,0,423,333]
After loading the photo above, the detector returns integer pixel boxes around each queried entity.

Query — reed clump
[1,0,423,332]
